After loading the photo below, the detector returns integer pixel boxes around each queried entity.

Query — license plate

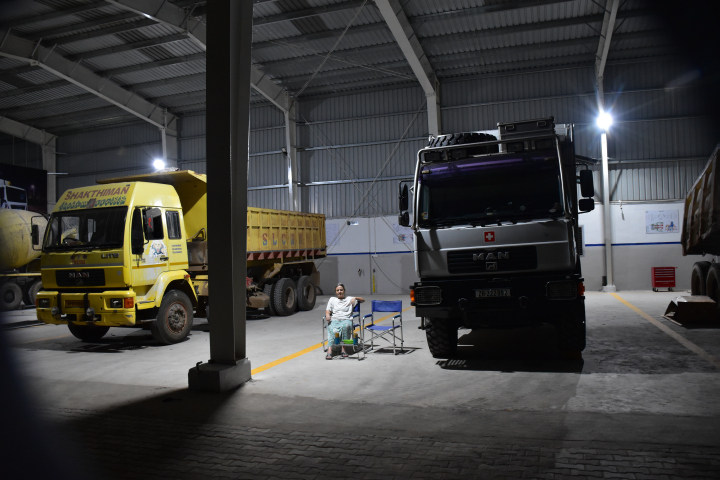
[475,288,511,298]
[66,300,84,308]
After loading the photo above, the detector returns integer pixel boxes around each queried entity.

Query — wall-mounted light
[153,159,165,171]
[596,111,613,131]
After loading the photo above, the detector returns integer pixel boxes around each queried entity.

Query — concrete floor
[2,291,720,479]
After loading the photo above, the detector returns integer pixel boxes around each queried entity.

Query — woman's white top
[326,296,357,320]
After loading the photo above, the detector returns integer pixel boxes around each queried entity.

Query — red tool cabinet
[651,267,676,292]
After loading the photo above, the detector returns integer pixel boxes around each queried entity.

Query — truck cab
[0,179,28,210]
[401,118,595,357]
[36,177,197,344]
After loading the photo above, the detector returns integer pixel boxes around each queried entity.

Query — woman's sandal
[326,352,333,360]
[341,352,348,358]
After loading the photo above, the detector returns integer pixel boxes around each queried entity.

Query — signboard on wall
[0,163,47,214]
[645,210,679,234]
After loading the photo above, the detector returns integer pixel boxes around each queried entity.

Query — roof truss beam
[0,1,109,30]
[0,115,56,146]
[0,92,98,115]
[595,0,621,107]
[253,1,368,26]
[107,0,290,112]
[26,12,141,40]
[0,29,177,133]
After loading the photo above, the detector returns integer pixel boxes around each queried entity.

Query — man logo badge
[472,252,510,261]
[486,262,498,271]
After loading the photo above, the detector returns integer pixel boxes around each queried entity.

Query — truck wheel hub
[166,302,187,333]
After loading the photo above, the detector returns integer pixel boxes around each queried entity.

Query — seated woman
[325,283,365,359]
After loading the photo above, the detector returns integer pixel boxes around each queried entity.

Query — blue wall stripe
[586,242,681,247]
[328,251,413,256]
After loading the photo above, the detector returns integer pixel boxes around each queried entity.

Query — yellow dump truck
[0,209,47,311]
[35,170,326,343]
[682,143,720,315]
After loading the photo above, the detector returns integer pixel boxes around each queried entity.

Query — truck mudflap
[36,290,137,326]
[412,274,584,326]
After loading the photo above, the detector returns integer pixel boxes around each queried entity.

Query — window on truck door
[143,207,165,240]
[165,210,181,239]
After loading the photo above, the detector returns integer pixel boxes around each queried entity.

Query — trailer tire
[296,275,316,311]
[68,322,109,342]
[706,264,720,319]
[0,282,23,311]
[151,290,194,344]
[691,261,712,296]
[22,280,42,307]
[425,317,458,358]
[556,305,586,352]
[263,283,276,316]
[272,278,297,316]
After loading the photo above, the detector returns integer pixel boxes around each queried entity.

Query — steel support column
[188,0,252,392]
[595,0,619,292]
[160,127,178,169]
[285,100,299,211]
[600,131,616,292]
[42,137,57,213]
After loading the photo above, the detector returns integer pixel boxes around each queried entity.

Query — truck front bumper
[36,291,137,326]
[412,274,584,326]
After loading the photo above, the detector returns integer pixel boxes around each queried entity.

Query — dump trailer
[36,170,325,344]
[679,143,720,318]
[0,209,47,311]
[400,117,596,357]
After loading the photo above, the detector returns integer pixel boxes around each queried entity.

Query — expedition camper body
[401,118,595,357]
[36,170,326,344]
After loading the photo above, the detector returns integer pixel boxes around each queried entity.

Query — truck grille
[447,246,537,274]
[55,269,105,287]
[414,286,442,305]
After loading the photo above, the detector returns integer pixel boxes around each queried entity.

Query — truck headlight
[39,298,50,308]
[414,286,443,305]
[546,281,577,300]
[109,298,123,308]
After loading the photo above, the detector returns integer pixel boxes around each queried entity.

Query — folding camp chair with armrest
[322,302,364,360]
[362,300,403,355]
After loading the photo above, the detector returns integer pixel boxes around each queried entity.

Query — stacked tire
[690,261,720,319]
[427,132,497,148]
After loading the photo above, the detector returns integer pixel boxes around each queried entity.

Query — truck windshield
[44,207,128,251]
[417,149,564,228]
[6,186,27,203]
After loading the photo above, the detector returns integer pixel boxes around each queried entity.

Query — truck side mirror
[398,211,409,227]
[399,183,408,212]
[579,170,594,198]
[579,198,595,213]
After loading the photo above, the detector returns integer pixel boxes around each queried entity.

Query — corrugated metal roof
[0,0,681,134]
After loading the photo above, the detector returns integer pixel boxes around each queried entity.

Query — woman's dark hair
[336,283,345,289]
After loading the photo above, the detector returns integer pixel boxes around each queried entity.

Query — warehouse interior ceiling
[0,0,675,140]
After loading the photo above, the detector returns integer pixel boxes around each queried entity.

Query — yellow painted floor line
[610,293,720,369]
[251,306,415,376]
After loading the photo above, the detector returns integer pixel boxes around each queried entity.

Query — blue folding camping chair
[322,302,364,360]
[362,300,403,355]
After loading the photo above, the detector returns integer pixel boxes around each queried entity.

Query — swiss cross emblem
[484,231,495,242]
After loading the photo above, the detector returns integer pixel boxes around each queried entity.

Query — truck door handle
[160,256,169,261]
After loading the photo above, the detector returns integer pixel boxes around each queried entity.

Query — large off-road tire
[151,290,194,344]
[691,261,712,296]
[425,317,458,358]
[296,275,316,311]
[0,282,23,311]
[272,278,297,316]
[556,304,587,352]
[263,283,276,316]
[706,264,720,319]
[427,132,496,148]
[68,322,110,342]
[22,280,42,307]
